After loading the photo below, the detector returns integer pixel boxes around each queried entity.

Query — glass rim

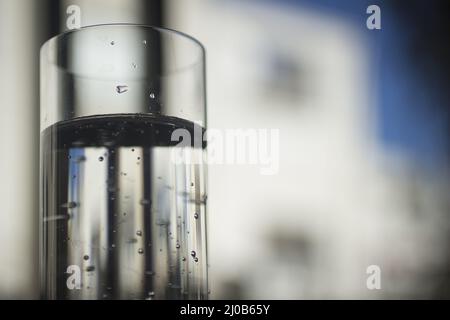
[40,23,206,77]
[41,23,205,52]
[40,23,207,130]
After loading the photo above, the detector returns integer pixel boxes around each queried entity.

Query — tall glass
[40,24,207,300]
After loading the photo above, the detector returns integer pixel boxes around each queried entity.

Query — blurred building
[166,0,450,299]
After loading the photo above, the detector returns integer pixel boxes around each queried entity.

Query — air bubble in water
[143,40,147,45]
[116,85,128,94]
[140,199,150,206]
[131,62,137,69]
[138,248,144,254]
[149,93,155,99]
[190,251,196,258]
[86,265,95,272]
[98,156,104,161]
[194,213,199,219]
[194,257,199,263]
[136,230,142,236]
[176,242,180,249]
[83,255,89,261]
[110,41,115,45]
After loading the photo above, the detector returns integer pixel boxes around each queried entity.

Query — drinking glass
[40,24,208,300]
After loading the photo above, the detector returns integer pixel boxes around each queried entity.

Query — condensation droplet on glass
[190,250,196,258]
[116,85,128,94]
[98,156,104,162]
[83,255,89,261]
[110,40,115,45]
[194,257,199,263]
[61,201,77,209]
[138,248,144,254]
[149,93,155,99]
[146,291,155,300]
[111,244,116,248]
[194,213,199,219]
[131,62,137,69]
[136,230,142,237]
[142,40,147,45]
[140,199,150,206]
[176,242,181,249]
[86,265,95,272]
[182,257,186,261]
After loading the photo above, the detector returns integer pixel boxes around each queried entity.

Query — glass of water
[40,24,208,300]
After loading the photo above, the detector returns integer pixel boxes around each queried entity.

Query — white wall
[0,0,41,298]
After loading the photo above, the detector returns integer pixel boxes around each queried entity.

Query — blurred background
[0,0,449,299]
